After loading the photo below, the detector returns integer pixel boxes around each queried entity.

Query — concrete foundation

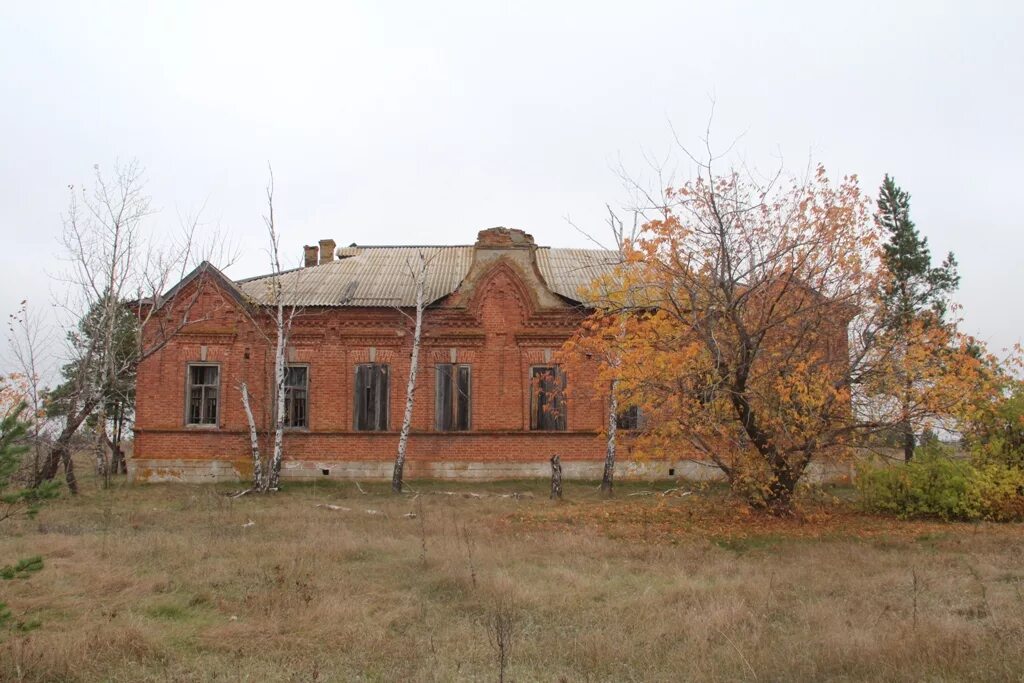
[128,457,855,484]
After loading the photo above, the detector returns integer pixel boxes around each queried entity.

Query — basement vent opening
[321,469,330,476]
[668,468,675,477]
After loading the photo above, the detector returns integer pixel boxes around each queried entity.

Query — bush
[963,380,1024,469]
[857,445,1024,521]
[969,462,1024,521]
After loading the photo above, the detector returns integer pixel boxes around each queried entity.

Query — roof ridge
[345,244,474,249]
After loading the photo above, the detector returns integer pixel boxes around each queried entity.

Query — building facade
[131,227,666,483]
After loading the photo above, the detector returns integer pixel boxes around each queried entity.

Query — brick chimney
[475,227,535,249]
[303,244,319,267]
[318,239,336,265]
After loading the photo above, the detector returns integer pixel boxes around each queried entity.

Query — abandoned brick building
[130,227,662,483]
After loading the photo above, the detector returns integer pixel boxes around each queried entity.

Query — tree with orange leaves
[565,160,998,515]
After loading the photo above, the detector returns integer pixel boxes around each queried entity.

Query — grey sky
[1,1,1021,362]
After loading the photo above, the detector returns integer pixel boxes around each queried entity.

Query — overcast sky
[1,1,1021,365]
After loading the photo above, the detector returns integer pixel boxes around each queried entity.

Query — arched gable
[468,259,539,330]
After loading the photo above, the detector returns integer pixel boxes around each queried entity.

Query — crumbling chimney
[475,227,535,249]
[318,238,336,265]
[303,244,319,267]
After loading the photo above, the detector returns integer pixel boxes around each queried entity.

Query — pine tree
[876,174,959,461]
[1,403,59,523]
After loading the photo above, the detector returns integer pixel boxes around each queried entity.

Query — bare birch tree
[263,168,296,492]
[392,250,430,494]
[238,167,299,494]
[240,383,264,489]
[599,208,641,494]
[39,160,234,493]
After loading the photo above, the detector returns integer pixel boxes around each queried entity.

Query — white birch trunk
[267,300,287,491]
[248,166,292,493]
[602,312,629,495]
[393,253,427,493]
[599,216,632,496]
[240,382,263,489]
[602,379,618,494]
[94,405,109,482]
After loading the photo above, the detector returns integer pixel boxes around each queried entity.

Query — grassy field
[2,467,1024,682]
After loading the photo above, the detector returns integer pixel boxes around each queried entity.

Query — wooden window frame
[353,363,390,431]
[185,362,220,428]
[435,363,471,431]
[529,365,567,431]
[283,364,309,430]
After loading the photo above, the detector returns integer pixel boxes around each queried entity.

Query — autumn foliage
[0,374,36,419]
[564,164,1001,515]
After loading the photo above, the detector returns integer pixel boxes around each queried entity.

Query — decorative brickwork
[132,227,853,484]
[132,230,633,483]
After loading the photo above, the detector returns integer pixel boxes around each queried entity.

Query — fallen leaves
[506,493,1024,545]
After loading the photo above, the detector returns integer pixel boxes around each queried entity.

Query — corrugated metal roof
[535,247,622,301]
[236,245,622,307]
[237,246,474,307]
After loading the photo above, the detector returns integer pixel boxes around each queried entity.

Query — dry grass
[2,465,1024,682]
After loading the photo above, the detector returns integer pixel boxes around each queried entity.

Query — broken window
[435,364,471,431]
[186,364,219,426]
[283,365,308,428]
[530,365,567,431]
[354,363,389,431]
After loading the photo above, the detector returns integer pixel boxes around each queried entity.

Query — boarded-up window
[435,364,471,431]
[354,363,389,431]
[530,366,566,431]
[186,364,219,425]
[283,366,308,428]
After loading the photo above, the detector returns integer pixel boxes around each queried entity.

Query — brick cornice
[134,427,602,437]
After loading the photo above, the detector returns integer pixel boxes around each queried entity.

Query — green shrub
[857,445,1024,521]
[968,462,1024,521]
[964,381,1024,469]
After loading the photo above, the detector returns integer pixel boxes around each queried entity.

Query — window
[186,364,219,426]
[616,405,641,431]
[436,364,471,431]
[530,366,566,431]
[354,363,389,431]
[283,366,308,428]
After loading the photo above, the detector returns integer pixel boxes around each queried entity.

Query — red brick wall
[134,262,622,475]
